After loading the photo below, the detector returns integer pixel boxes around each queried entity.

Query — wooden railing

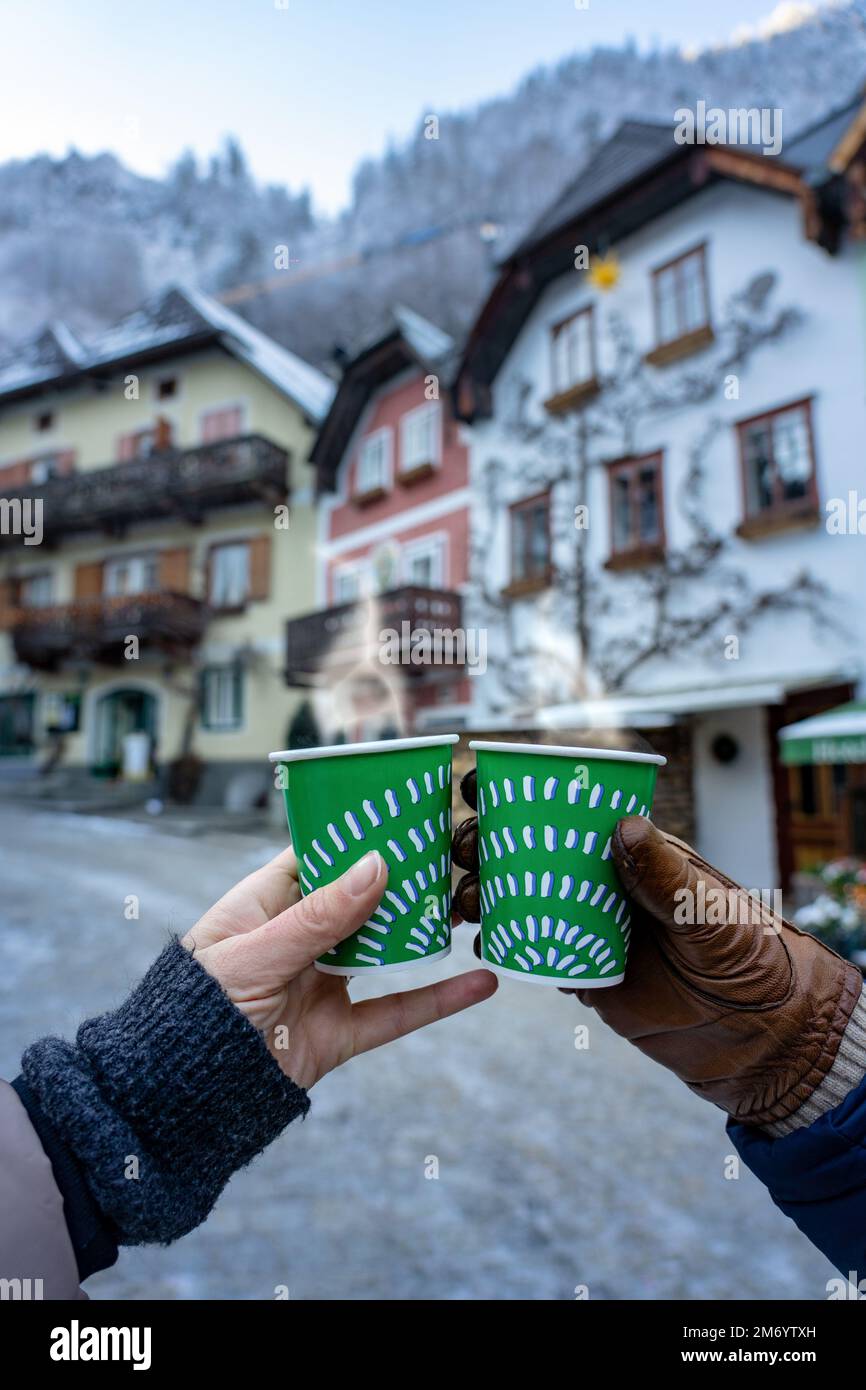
[285,585,464,685]
[0,434,288,547]
[11,592,207,670]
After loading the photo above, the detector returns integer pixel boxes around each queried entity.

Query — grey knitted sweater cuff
[19,937,310,1247]
[764,982,866,1137]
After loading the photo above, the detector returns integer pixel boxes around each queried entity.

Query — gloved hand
[452,768,863,1128]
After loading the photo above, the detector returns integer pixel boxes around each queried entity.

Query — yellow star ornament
[588,253,621,291]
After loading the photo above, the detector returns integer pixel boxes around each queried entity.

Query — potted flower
[794,858,866,968]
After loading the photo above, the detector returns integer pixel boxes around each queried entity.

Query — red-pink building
[285,308,472,742]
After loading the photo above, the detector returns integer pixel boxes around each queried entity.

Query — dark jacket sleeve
[729,1072,866,1279]
[7,937,309,1288]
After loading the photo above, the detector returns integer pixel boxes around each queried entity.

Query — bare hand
[183,846,497,1090]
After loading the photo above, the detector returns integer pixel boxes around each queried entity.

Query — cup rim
[468,739,666,766]
[269,734,459,764]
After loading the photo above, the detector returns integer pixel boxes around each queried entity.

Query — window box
[736,502,821,540]
[543,377,601,415]
[397,460,436,485]
[501,570,552,599]
[604,542,666,572]
[352,484,388,507]
[644,323,715,367]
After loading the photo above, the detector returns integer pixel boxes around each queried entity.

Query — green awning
[779,700,866,765]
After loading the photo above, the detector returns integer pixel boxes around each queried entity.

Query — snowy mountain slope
[1,3,865,369]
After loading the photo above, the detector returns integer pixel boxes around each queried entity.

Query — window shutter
[158,547,191,594]
[74,561,104,599]
[202,406,243,444]
[0,460,30,489]
[233,664,244,725]
[198,668,209,728]
[0,577,19,630]
[154,416,173,452]
[248,535,271,601]
[205,546,215,605]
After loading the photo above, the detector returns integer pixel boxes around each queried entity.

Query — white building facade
[456,109,866,889]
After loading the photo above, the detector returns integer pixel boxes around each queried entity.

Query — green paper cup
[469,740,666,987]
[269,735,457,976]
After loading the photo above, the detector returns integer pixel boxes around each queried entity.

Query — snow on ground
[0,804,837,1300]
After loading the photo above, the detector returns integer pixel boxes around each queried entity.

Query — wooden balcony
[285,585,464,686]
[0,435,288,548]
[11,592,208,671]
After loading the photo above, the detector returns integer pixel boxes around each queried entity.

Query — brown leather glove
[452,770,862,1128]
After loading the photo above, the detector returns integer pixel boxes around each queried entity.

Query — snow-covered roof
[0,284,335,422]
[513,120,678,257]
[512,99,866,261]
[392,305,454,366]
[48,320,88,368]
[310,302,459,490]
[179,285,335,422]
[0,324,87,395]
[784,94,864,172]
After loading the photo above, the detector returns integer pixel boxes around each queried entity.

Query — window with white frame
[653,246,709,347]
[356,429,390,495]
[403,536,445,588]
[200,666,243,731]
[333,565,364,604]
[210,542,251,609]
[30,454,62,484]
[103,553,159,597]
[400,402,440,474]
[19,572,54,607]
[551,307,595,394]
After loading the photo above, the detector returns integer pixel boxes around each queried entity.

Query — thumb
[611,816,790,997]
[234,850,389,981]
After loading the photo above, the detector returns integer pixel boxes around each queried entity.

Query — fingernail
[344,851,383,896]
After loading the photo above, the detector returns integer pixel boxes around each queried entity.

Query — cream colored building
[0,286,334,807]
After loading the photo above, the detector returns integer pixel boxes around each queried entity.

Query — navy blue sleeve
[729,1073,866,1278]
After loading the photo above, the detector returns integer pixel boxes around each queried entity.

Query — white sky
[0,0,830,214]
